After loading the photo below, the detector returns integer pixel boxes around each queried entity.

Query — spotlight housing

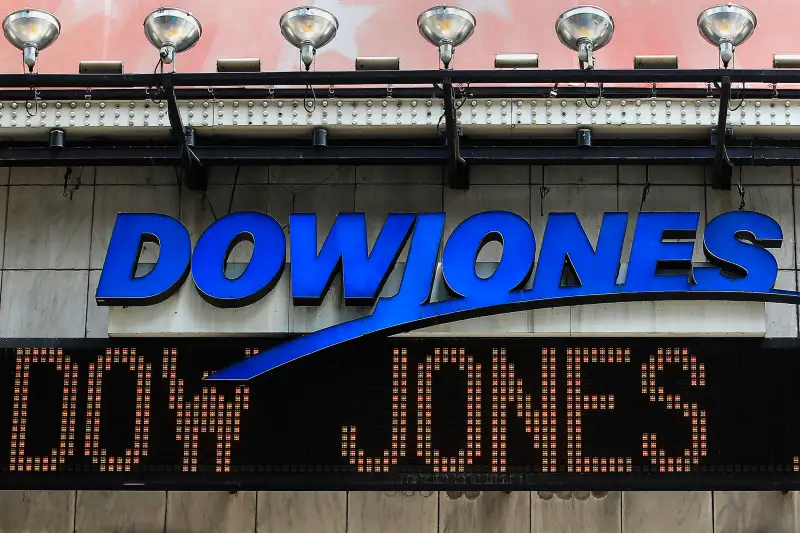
[216,58,261,72]
[774,54,800,69]
[3,8,60,72]
[355,56,400,70]
[417,5,475,69]
[143,7,202,69]
[79,60,123,74]
[633,55,679,69]
[494,53,539,69]
[280,6,338,71]
[697,3,756,68]
[49,129,64,149]
[555,5,613,69]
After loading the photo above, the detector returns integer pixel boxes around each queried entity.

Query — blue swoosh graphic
[207,287,800,381]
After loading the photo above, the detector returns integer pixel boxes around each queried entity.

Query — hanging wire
[639,166,651,211]
[583,82,603,108]
[227,166,240,215]
[736,166,746,211]
[539,170,550,217]
[729,82,746,111]
[202,190,219,220]
[146,57,165,104]
[436,82,469,135]
[62,166,85,200]
[173,165,183,188]
[303,84,317,113]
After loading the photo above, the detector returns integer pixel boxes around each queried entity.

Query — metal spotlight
[143,7,202,70]
[494,53,539,69]
[417,5,476,69]
[280,6,338,71]
[216,58,261,73]
[555,5,614,69]
[633,55,679,69]
[356,56,400,70]
[697,3,756,68]
[79,60,124,74]
[774,54,800,69]
[3,8,60,73]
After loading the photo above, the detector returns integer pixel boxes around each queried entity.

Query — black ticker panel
[1,338,800,490]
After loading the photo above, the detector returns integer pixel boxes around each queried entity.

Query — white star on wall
[278,0,375,69]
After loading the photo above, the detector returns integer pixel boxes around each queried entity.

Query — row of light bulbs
[0,3,763,73]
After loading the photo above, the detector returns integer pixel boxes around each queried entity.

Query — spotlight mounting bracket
[441,76,469,190]
[161,75,206,191]
[712,76,733,190]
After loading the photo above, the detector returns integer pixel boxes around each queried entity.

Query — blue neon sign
[96,210,799,381]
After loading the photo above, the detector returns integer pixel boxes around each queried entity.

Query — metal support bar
[0,69,798,90]
[2,143,800,166]
[9,85,800,102]
[161,76,206,191]
[713,77,733,190]
[442,77,468,189]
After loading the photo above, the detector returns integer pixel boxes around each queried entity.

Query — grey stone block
[257,491,346,533]
[95,166,177,185]
[714,491,799,533]
[618,166,646,184]
[470,165,531,184]
[90,185,180,269]
[9,167,75,185]
[531,491,621,533]
[532,306,571,335]
[5,185,91,269]
[75,491,167,533]
[439,491,530,533]
[166,491,256,533]
[767,271,798,337]
[543,166,617,185]
[348,491,437,533]
[0,270,87,337]
[708,185,794,268]
[356,166,442,184]
[443,185,530,262]
[741,166,792,184]
[86,270,107,338]
[623,491,712,533]
[205,166,269,185]
[0,490,75,533]
[270,166,354,185]
[646,166,706,184]
[571,301,655,335]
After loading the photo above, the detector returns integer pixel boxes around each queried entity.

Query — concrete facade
[0,164,798,532]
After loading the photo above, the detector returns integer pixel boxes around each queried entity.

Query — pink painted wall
[0,0,795,74]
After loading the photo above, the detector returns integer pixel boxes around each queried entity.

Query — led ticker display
[2,338,800,490]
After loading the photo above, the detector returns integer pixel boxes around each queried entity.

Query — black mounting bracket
[442,77,469,190]
[161,75,206,191]
[712,77,733,190]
